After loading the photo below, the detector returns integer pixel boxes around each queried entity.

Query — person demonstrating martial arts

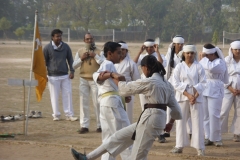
[199,43,229,147]
[220,40,240,142]
[170,45,206,156]
[70,55,182,160]
[93,42,131,160]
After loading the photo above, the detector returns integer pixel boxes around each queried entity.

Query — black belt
[144,104,167,111]
[131,103,167,140]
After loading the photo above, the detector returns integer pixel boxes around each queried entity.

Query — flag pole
[25,10,38,135]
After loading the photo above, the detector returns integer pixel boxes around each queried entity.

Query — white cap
[119,43,128,49]
[173,36,184,43]
[202,47,216,54]
[230,41,240,49]
[144,41,155,47]
[183,45,196,53]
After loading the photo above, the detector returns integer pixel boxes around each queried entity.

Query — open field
[0,41,239,160]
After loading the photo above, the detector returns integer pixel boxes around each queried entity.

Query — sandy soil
[0,41,239,160]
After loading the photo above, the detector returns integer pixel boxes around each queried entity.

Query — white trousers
[203,96,222,141]
[103,108,166,160]
[79,78,100,128]
[100,96,131,160]
[220,92,240,134]
[87,108,166,160]
[126,95,134,124]
[166,107,192,134]
[48,75,74,118]
[175,101,205,150]
[187,117,192,134]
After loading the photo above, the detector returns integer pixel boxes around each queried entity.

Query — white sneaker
[53,117,60,121]
[197,149,205,156]
[66,116,78,121]
[169,147,183,153]
[28,110,35,118]
[14,114,23,120]
[4,115,14,121]
[215,140,223,147]
[32,111,42,118]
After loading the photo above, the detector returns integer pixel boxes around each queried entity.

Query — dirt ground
[0,41,239,160]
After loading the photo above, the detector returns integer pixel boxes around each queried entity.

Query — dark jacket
[43,41,74,76]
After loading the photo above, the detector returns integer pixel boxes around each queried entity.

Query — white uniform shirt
[172,61,206,102]
[165,48,182,82]
[199,57,227,98]
[136,52,167,68]
[93,59,120,108]
[114,55,140,82]
[118,73,182,120]
[224,56,240,91]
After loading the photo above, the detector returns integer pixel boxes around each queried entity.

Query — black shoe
[1,115,5,122]
[96,128,102,133]
[70,148,87,160]
[205,139,214,146]
[163,132,170,137]
[189,134,192,140]
[158,135,166,143]
[77,127,89,134]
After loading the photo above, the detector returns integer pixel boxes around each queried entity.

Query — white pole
[25,10,38,135]
[113,29,115,42]
[223,31,225,48]
[68,28,70,43]
[23,80,25,135]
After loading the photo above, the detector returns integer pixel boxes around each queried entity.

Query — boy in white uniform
[220,41,240,142]
[114,41,140,123]
[70,55,182,160]
[93,42,131,160]
[170,45,206,156]
[199,43,229,147]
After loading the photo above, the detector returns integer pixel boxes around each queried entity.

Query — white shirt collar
[52,41,62,49]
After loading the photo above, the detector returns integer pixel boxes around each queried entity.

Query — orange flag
[32,22,47,101]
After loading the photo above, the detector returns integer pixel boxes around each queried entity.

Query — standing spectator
[161,35,185,142]
[170,45,206,156]
[43,29,77,121]
[199,43,229,147]
[114,41,141,123]
[220,41,240,142]
[134,39,166,111]
[72,33,104,134]
[134,39,166,69]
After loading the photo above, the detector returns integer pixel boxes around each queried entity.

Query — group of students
[70,36,240,160]
[43,29,240,160]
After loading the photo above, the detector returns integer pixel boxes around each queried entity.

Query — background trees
[0,17,12,39]
[0,0,239,43]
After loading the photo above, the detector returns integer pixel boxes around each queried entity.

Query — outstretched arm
[98,71,126,82]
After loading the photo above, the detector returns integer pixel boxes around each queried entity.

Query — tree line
[0,0,240,43]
